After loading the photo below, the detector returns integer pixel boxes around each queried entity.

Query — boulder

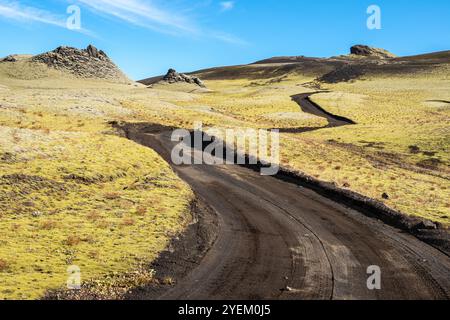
[162,69,206,88]
[416,220,438,230]
[86,44,99,57]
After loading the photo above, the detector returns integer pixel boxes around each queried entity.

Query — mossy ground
[0,60,449,298]
[0,64,193,299]
[145,72,449,225]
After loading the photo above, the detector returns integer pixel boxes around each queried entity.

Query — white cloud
[0,0,92,35]
[0,1,66,27]
[78,0,246,44]
[220,1,235,11]
[0,0,246,45]
[77,0,197,35]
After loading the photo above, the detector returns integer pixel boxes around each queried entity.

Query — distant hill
[141,45,449,84]
[1,54,33,62]
[1,45,130,83]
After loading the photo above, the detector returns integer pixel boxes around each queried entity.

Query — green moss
[1,61,448,299]
[0,130,193,299]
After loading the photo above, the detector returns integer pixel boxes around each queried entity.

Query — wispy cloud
[0,0,66,27]
[0,0,93,35]
[0,0,245,45]
[77,0,197,35]
[77,0,246,44]
[220,1,235,12]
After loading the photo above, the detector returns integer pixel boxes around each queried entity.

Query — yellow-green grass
[1,59,449,299]
[0,60,62,81]
[309,75,450,169]
[175,78,328,130]
[279,132,449,224]
[127,72,449,224]
[0,65,194,299]
[0,127,193,299]
[153,72,449,225]
[292,72,449,224]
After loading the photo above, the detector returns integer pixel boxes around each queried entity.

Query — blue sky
[0,0,449,80]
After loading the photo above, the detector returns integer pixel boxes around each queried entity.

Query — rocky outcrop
[32,45,129,82]
[162,69,206,87]
[350,45,397,59]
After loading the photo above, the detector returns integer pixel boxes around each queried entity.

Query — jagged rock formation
[350,45,397,59]
[32,45,129,82]
[162,69,206,87]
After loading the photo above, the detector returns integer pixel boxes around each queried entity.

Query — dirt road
[291,92,356,127]
[123,127,450,300]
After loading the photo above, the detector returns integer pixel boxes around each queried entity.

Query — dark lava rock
[350,45,397,59]
[409,145,421,154]
[410,219,439,231]
[162,69,206,88]
[32,45,128,82]
[415,220,438,230]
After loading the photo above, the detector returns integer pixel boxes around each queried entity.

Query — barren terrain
[0,45,449,299]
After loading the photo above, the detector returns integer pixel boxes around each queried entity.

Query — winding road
[291,92,356,127]
[122,93,450,300]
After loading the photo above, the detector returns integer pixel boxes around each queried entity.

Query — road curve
[128,129,450,300]
[291,92,356,127]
